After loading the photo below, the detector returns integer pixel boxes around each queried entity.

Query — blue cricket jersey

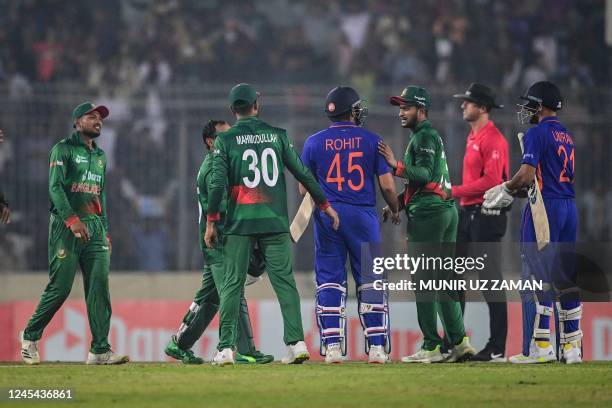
[301,122,391,206]
[521,117,575,199]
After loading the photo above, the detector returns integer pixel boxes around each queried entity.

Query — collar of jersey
[414,119,431,133]
[236,116,259,123]
[329,121,356,128]
[469,120,494,140]
[540,116,560,124]
[71,131,99,151]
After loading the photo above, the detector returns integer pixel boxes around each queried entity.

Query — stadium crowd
[0,0,610,271]
[0,0,608,89]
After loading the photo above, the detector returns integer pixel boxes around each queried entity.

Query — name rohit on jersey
[236,133,278,145]
[325,137,362,151]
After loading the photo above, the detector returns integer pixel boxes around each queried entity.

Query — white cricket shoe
[368,345,390,364]
[211,348,235,366]
[401,345,445,363]
[562,342,582,364]
[21,333,40,365]
[509,342,556,364]
[281,341,310,364]
[86,350,129,365]
[445,336,477,363]
[324,343,343,364]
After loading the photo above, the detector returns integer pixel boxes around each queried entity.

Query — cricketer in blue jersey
[300,86,400,364]
[483,81,581,364]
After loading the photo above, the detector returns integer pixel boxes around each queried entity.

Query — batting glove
[483,182,514,210]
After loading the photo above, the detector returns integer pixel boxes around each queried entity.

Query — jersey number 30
[242,148,279,188]
[326,152,364,191]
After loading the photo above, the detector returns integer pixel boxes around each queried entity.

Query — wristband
[317,200,330,211]
[207,213,221,222]
[394,161,406,177]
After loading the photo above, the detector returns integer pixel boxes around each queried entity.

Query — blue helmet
[325,86,368,126]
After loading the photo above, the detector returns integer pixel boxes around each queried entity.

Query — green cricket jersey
[208,116,328,235]
[394,119,454,216]
[197,153,227,251]
[48,131,108,230]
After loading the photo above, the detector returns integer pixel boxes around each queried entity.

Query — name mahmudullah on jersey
[236,133,278,145]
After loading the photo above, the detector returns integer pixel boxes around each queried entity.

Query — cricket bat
[289,193,314,243]
[518,132,550,250]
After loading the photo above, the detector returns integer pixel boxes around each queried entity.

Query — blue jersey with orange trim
[521,117,575,199]
[301,122,391,207]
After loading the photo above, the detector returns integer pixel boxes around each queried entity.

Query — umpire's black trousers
[457,204,508,354]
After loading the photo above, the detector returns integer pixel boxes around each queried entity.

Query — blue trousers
[314,203,386,348]
[520,198,580,355]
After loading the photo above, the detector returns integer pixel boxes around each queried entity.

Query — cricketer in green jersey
[21,102,128,365]
[378,86,476,363]
[165,119,274,365]
[205,83,340,366]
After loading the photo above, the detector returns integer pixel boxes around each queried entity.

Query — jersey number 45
[326,152,364,191]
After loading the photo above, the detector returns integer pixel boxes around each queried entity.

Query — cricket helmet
[325,86,368,126]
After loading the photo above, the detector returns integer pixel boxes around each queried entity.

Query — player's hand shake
[204,221,218,248]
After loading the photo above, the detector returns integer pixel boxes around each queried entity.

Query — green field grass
[1,362,612,408]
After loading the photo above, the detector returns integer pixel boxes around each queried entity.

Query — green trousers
[218,233,303,350]
[175,261,257,355]
[407,206,466,351]
[23,215,112,354]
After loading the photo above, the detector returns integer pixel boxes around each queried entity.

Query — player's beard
[83,124,102,138]
[401,115,418,129]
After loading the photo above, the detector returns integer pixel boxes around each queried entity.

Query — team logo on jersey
[57,249,66,259]
[328,102,336,112]
[75,155,88,164]
[492,150,500,160]
[97,159,104,168]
